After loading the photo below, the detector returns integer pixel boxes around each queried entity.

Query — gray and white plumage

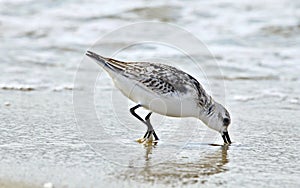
[86,51,232,144]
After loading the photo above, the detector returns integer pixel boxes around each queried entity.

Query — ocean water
[0,0,299,187]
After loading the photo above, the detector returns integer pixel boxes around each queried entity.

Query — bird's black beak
[222,131,231,144]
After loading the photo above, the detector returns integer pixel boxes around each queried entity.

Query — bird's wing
[125,62,198,96]
[105,58,208,101]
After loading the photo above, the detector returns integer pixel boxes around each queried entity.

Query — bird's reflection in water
[117,143,229,186]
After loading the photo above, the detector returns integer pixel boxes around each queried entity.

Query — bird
[86,51,232,144]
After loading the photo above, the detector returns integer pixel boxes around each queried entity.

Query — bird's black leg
[129,104,144,123]
[130,104,149,140]
[129,104,159,142]
[145,112,159,141]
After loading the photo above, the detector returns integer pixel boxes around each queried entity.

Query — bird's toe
[136,138,146,143]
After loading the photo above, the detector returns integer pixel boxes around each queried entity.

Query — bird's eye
[223,118,230,126]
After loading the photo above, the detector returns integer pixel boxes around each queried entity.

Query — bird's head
[201,102,232,144]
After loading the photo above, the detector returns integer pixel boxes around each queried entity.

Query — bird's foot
[136,137,146,143]
[136,135,153,144]
[136,131,158,145]
[144,134,154,144]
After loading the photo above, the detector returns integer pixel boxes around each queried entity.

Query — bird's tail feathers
[86,51,124,72]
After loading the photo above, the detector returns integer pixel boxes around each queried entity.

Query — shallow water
[1,0,300,187]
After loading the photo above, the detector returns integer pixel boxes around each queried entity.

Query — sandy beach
[0,0,299,187]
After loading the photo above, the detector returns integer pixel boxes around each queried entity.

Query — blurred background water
[0,0,300,187]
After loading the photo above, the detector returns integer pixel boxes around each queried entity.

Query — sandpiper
[86,51,231,144]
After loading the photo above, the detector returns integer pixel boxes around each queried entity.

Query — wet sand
[0,179,39,188]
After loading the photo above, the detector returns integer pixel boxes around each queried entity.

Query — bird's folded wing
[120,62,199,98]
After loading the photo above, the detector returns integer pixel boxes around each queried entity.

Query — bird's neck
[198,99,217,125]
